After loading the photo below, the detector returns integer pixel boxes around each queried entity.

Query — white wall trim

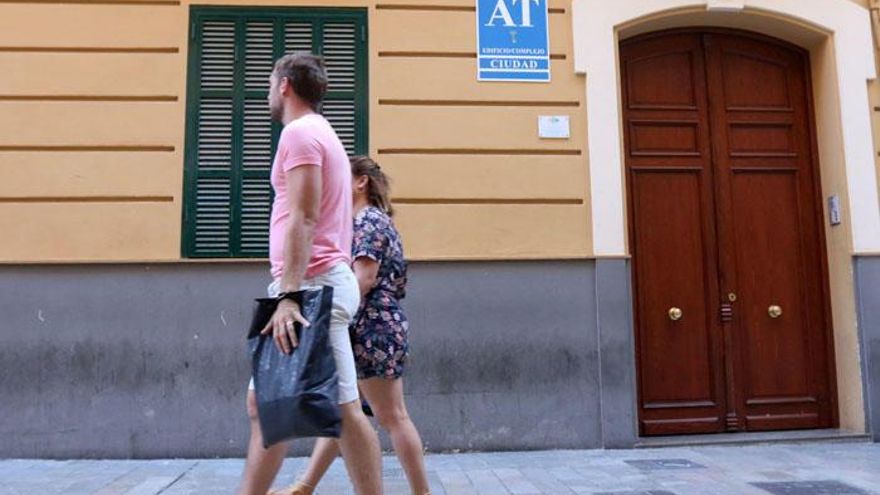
[573,0,880,256]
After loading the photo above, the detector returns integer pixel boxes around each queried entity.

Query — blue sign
[476,0,551,82]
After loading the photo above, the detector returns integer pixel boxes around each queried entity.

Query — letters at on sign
[476,0,551,82]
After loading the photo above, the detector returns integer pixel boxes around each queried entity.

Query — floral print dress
[350,206,409,379]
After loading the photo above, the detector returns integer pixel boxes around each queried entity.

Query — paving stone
[2,444,880,494]
[624,460,707,471]
[425,471,448,495]
[593,491,677,495]
[493,468,541,494]
[382,467,407,480]
[437,469,478,495]
[465,469,509,495]
[751,480,873,495]
[121,477,180,495]
[518,467,577,494]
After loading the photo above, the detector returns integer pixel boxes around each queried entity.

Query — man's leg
[337,399,383,495]
[237,389,290,495]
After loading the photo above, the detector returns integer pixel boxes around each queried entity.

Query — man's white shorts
[249,263,360,405]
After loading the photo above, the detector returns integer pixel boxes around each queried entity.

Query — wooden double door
[622,30,836,435]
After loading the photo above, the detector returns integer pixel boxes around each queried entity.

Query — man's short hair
[273,53,328,110]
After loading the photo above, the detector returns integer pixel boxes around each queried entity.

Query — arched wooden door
[621,30,836,435]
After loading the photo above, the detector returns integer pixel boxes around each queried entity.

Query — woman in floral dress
[272,156,429,495]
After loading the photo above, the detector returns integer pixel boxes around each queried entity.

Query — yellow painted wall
[0,0,589,262]
[0,0,875,263]
[869,1,880,225]
[0,0,188,262]
[841,0,878,433]
[809,35,866,432]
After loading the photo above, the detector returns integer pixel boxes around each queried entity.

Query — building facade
[1,0,879,458]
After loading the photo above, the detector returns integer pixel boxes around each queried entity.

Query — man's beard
[269,102,283,123]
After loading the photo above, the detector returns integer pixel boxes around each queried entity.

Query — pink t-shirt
[269,113,352,280]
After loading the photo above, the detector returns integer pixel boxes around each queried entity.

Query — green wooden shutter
[322,22,357,155]
[238,19,275,256]
[183,7,368,258]
[192,20,235,255]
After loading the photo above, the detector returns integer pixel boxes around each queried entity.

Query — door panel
[624,30,835,436]
[621,33,728,435]
[705,33,833,431]
[633,172,716,406]
[625,49,699,110]
[730,172,812,399]
[719,51,792,110]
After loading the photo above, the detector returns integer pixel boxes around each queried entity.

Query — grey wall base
[855,255,880,442]
[0,260,639,458]
[595,259,638,448]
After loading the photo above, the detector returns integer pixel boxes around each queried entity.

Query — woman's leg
[360,377,430,495]
[301,437,340,486]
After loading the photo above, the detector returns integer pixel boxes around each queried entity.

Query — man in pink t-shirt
[237,53,382,495]
[267,110,352,282]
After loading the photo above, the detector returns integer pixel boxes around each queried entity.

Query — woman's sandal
[268,479,431,495]
[267,480,315,495]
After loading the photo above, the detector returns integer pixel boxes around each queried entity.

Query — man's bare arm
[279,164,322,293]
[260,163,321,354]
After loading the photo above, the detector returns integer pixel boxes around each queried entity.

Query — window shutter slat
[239,178,272,253]
[245,21,275,90]
[193,21,235,255]
[195,177,232,252]
[285,22,313,54]
[201,21,235,90]
[322,23,356,92]
[321,21,358,155]
[243,99,272,172]
[197,97,233,172]
[322,100,356,155]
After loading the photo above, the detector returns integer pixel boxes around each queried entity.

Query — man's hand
[261,299,311,354]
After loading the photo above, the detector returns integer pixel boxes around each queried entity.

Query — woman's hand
[261,299,311,354]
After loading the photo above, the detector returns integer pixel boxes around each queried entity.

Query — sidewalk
[2,442,879,494]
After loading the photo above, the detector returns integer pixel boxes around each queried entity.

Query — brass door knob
[768,305,783,319]
[668,307,683,321]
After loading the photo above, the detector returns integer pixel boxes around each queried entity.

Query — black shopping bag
[246,286,341,447]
